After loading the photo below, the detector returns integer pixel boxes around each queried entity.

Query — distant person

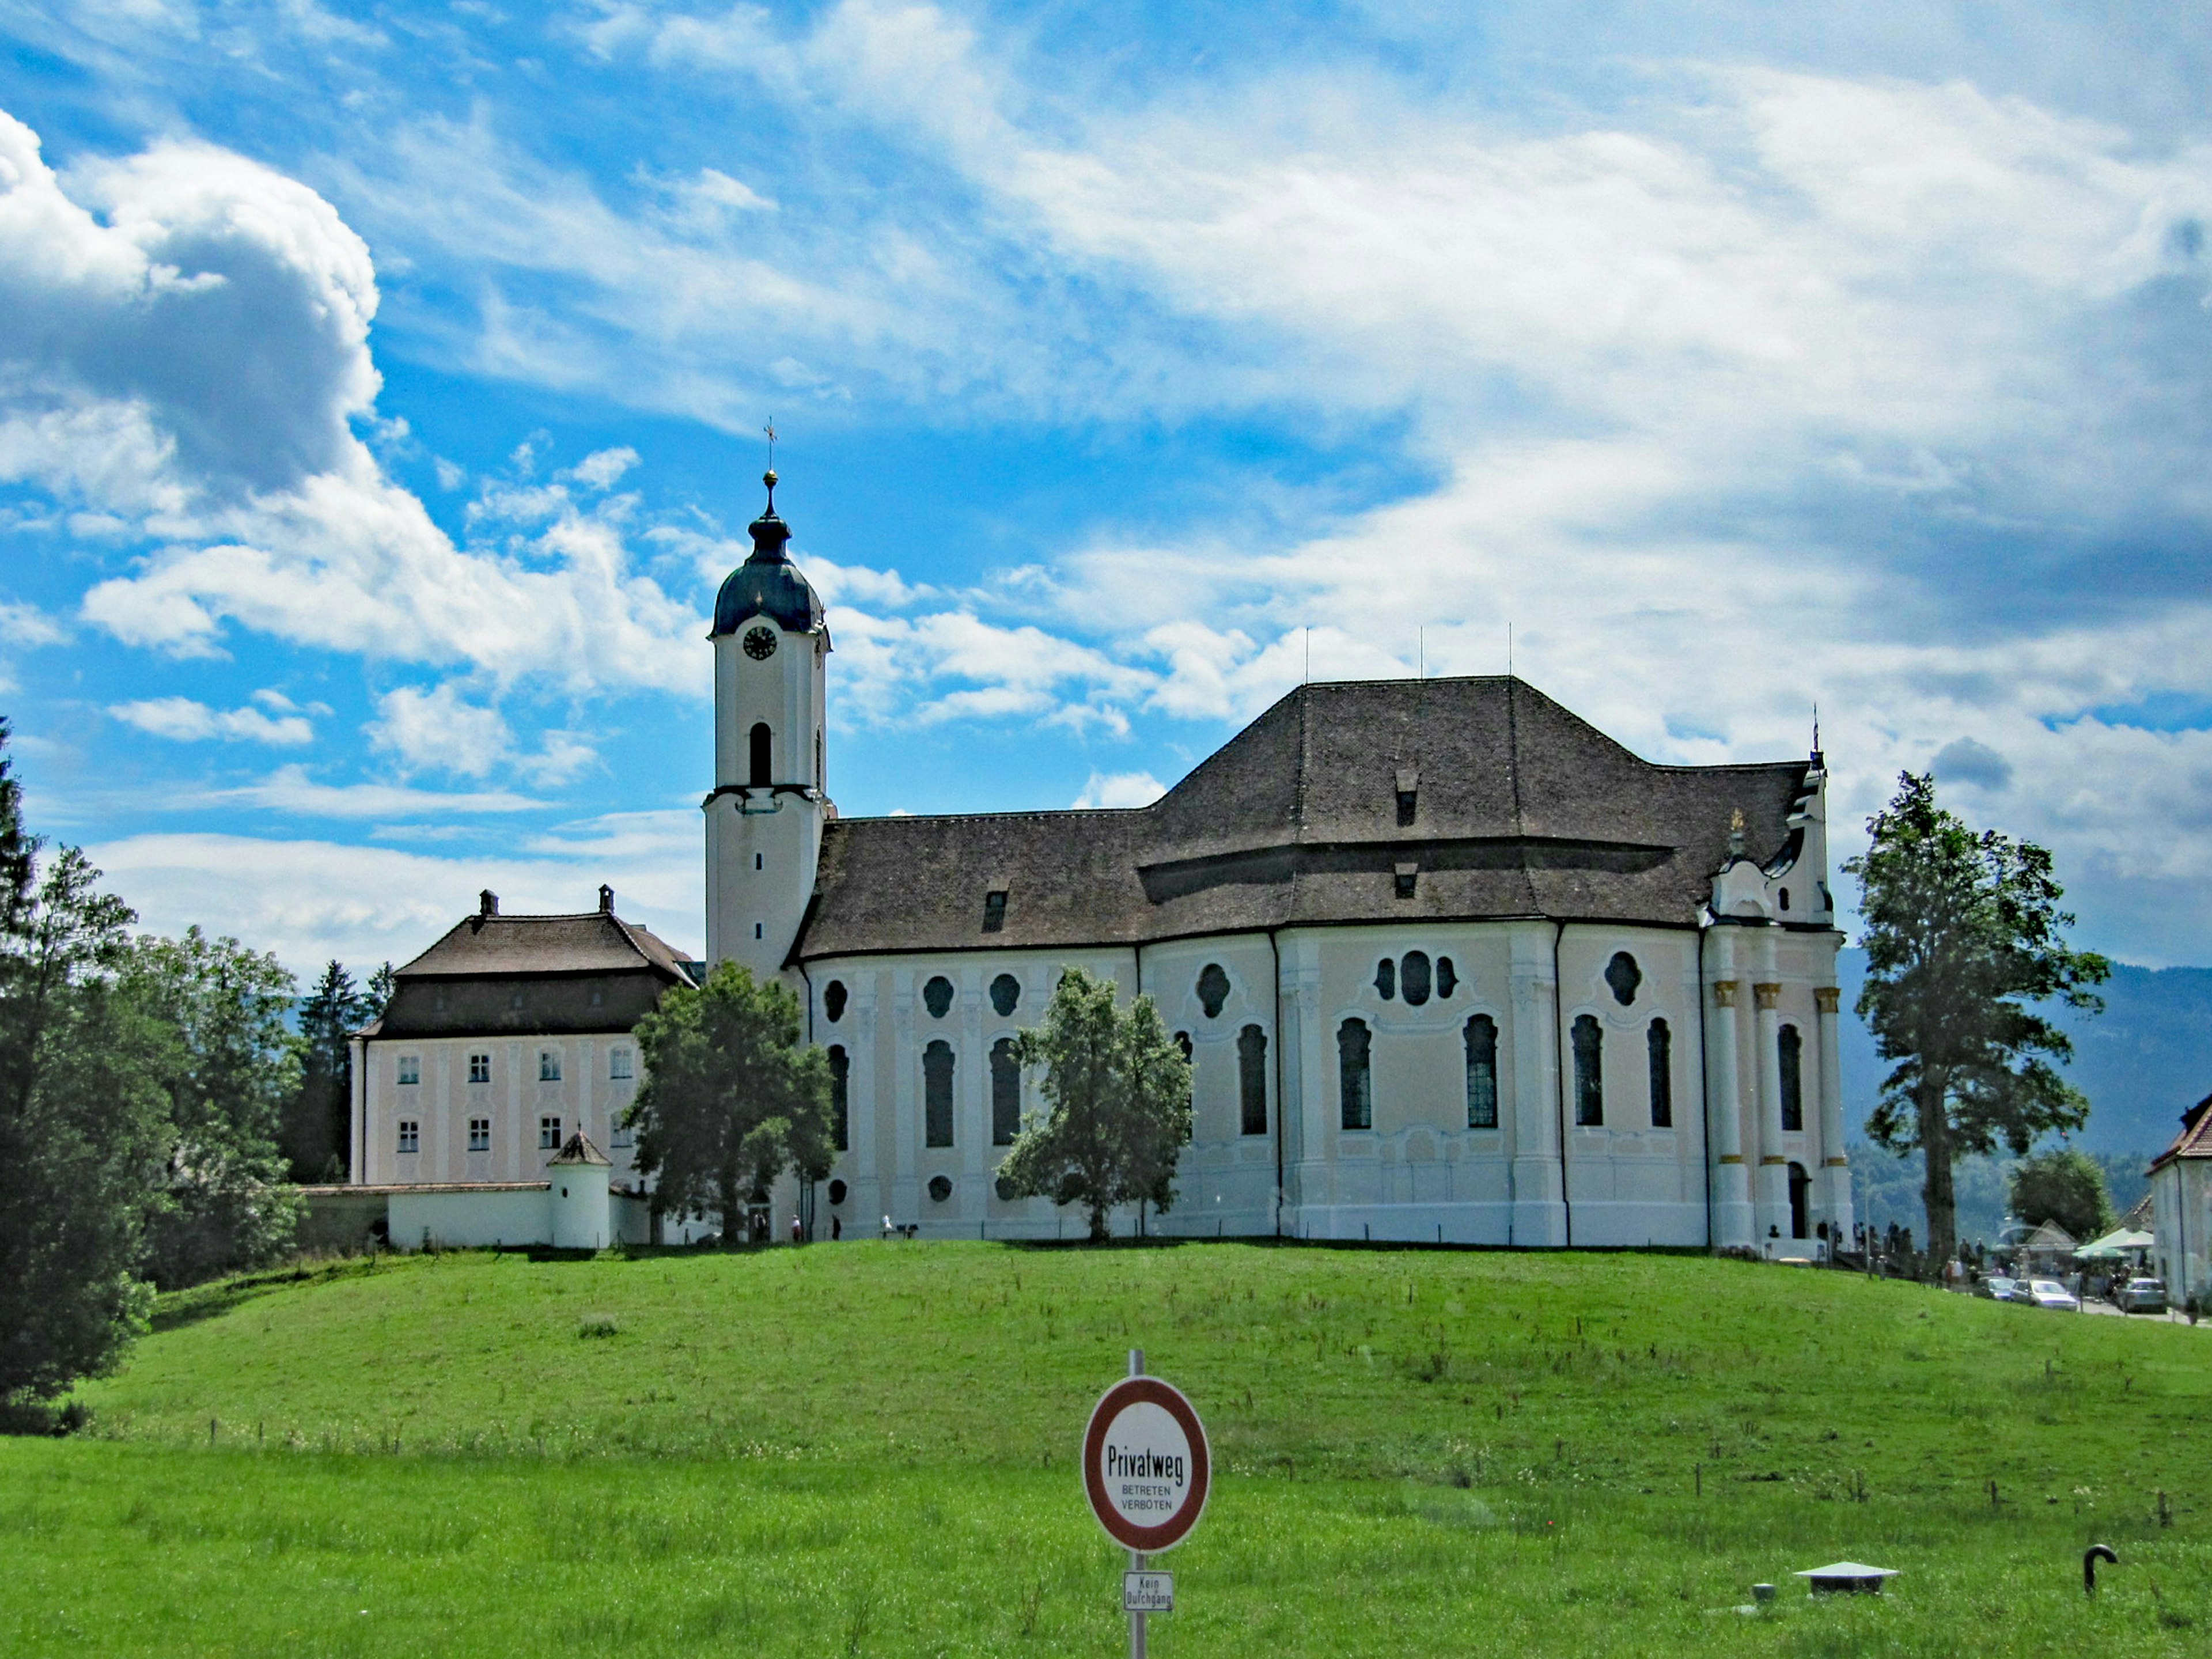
[882,1213,894,1239]
[831,1215,842,1241]
[791,1213,804,1245]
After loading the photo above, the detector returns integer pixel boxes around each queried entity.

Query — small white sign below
[1124,1572,1175,1614]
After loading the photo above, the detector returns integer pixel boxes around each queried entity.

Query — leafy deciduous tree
[997,967,1192,1242]
[1846,772,2109,1266]
[0,724,166,1403]
[2006,1147,2115,1244]
[121,927,303,1288]
[627,963,834,1237]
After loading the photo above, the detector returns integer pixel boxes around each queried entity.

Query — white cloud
[1071,770,1165,809]
[196,764,547,819]
[0,109,704,696]
[87,828,700,972]
[109,695,313,745]
[367,681,598,783]
[0,600,65,648]
[563,445,639,490]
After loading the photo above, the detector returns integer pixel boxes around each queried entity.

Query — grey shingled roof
[797,676,1813,961]
[368,908,695,1040]
[395,910,694,981]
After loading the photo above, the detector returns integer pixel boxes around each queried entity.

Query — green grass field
[5,1242,2209,1656]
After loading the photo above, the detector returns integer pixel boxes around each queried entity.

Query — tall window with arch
[1338,1018,1372,1130]
[1463,1014,1498,1128]
[1571,1014,1604,1126]
[1778,1024,1804,1132]
[748,721,771,786]
[828,1044,850,1152]
[1646,1018,1672,1128]
[923,1040,955,1147]
[990,1037,1021,1146]
[1237,1024,1268,1136]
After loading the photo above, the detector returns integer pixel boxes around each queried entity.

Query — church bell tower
[705,469,829,982]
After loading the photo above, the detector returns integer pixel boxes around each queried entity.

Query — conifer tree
[996,967,1192,1242]
[1847,772,2109,1266]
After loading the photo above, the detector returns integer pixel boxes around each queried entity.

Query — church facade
[711,479,1852,1252]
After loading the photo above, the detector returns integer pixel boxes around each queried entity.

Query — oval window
[1196,963,1231,1019]
[994,1175,1018,1202]
[1374,958,1396,1000]
[1437,956,1457,997]
[1605,952,1642,1007]
[990,973,1021,1018]
[827,1179,848,1206]
[923,976,955,1018]
[1401,950,1432,1006]
[927,1175,953,1203]
[824,979,848,1022]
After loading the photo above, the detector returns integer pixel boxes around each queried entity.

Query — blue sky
[2,1,2211,973]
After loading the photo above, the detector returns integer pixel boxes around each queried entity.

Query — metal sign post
[1083,1349,1209,1659]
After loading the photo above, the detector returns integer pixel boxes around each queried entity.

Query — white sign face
[1082,1377,1210,1552]
[1124,1571,1175,1613]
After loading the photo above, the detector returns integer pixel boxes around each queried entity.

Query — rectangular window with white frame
[468,1118,490,1152]
[468,1051,491,1085]
[539,1049,562,1082]
[609,1111,632,1150]
[539,1116,562,1149]
[397,1120,419,1155]
[397,1054,421,1086]
[609,1046,633,1081]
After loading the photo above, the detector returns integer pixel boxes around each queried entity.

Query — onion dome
[710,469,825,637]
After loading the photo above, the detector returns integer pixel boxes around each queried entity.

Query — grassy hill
[6,1241,2211,1656]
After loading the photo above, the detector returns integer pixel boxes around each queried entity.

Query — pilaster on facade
[1814,984,1853,1240]
[1508,925,1566,1247]
[1704,944,1753,1247]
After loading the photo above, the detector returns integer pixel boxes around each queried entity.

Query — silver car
[2117,1277,2168,1314]
[1975,1276,2018,1301]
[2025,1278,2081,1311]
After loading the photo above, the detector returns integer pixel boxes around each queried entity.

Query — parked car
[2117,1278,2168,1315]
[2026,1279,2081,1311]
[1975,1276,2018,1301]
[2003,1278,2042,1304]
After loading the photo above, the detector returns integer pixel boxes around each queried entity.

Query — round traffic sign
[1082,1376,1210,1552]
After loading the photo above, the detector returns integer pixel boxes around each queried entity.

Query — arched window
[823,980,848,1022]
[923,1040,955,1147]
[1646,1018,1672,1128]
[1436,957,1457,998]
[1464,1014,1498,1129]
[1173,1031,1192,1061]
[1605,952,1641,1006]
[1571,1014,1604,1126]
[1374,958,1396,1000]
[748,721,771,786]
[1778,1024,1804,1131]
[990,1037,1020,1146]
[923,975,955,1018]
[828,1044,850,1152]
[1196,963,1230,1019]
[1338,1018,1372,1130]
[990,973,1021,1018]
[1237,1024,1268,1136]
[1401,951,1432,1006]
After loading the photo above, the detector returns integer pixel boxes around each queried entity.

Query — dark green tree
[0,723,167,1403]
[2007,1147,2115,1244]
[121,928,303,1287]
[283,960,373,1181]
[997,967,1192,1241]
[627,963,834,1237]
[1846,772,2109,1265]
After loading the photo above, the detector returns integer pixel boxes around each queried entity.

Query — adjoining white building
[336,887,694,1249]
[709,475,1853,1251]
[2149,1094,2212,1304]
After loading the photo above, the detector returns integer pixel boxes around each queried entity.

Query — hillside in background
[1838,948,2207,1239]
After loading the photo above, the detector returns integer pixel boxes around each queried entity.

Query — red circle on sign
[1082,1376,1210,1552]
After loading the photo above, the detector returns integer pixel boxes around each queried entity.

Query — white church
[347,472,1851,1253]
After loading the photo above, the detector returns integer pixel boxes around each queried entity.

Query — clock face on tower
[742,626,778,661]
